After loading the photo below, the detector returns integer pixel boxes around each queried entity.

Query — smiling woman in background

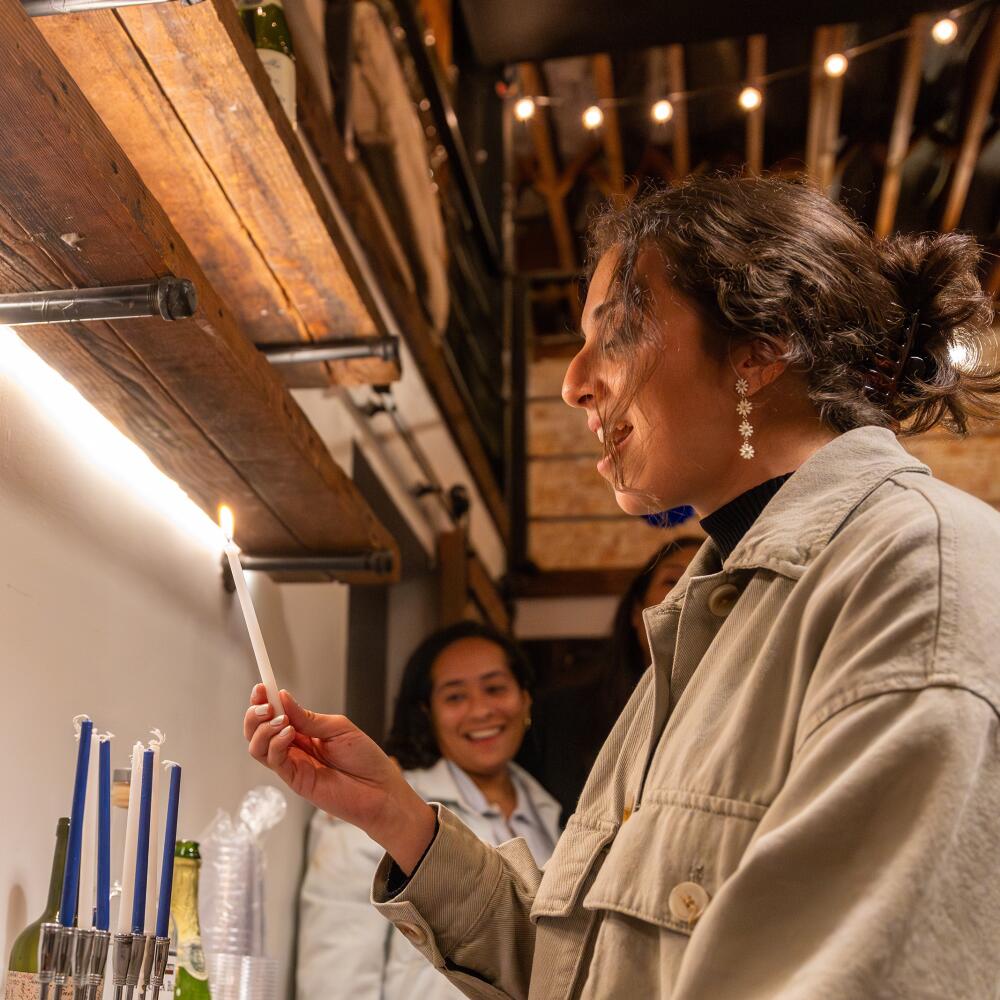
[295,620,560,1000]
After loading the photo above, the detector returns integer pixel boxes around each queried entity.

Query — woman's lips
[597,425,633,476]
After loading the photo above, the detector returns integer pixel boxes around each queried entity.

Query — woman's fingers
[243,698,274,742]
[247,712,288,764]
[266,723,296,771]
[280,690,355,742]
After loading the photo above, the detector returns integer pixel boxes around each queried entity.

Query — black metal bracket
[258,335,400,368]
[221,549,396,590]
[0,278,197,325]
[21,0,202,16]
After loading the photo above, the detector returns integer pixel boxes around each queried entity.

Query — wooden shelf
[1,0,398,583]
[36,0,399,389]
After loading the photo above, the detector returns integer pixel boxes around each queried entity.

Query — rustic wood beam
[0,0,398,581]
[818,24,847,191]
[745,35,766,176]
[664,44,691,177]
[38,1,399,389]
[519,63,577,273]
[419,0,452,81]
[591,54,626,202]
[875,15,931,237]
[805,26,831,181]
[438,529,469,625]
[467,553,511,632]
[941,6,1000,231]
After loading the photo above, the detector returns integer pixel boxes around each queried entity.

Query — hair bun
[875,232,996,434]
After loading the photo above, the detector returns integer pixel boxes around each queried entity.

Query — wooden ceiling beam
[745,35,766,175]
[805,26,831,181]
[0,0,399,580]
[519,62,577,273]
[941,6,1000,231]
[875,14,931,237]
[664,44,691,177]
[37,0,398,389]
[591,54,626,203]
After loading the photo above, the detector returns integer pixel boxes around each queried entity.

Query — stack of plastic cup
[206,954,244,1000]
[239,957,278,1000]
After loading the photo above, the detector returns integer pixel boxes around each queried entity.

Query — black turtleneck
[700,473,794,561]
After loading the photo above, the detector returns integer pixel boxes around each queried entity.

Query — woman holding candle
[295,621,559,1000]
[245,175,1000,998]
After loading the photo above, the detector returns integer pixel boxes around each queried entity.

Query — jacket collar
[406,757,563,837]
[725,426,930,576]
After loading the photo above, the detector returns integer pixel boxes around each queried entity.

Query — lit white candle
[117,741,144,934]
[143,732,163,934]
[77,724,101,930]
[219,505,283,717]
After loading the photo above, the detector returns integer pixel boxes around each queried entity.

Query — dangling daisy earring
[736,377,755,460]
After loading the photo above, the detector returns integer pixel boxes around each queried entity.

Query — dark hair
[383,620,535,771]
[600,538,702,723]
[586,174,999,483]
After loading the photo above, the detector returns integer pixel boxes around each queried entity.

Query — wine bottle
[238,0,296,128]
[4,818,70,1000]
[171,842,211,1000]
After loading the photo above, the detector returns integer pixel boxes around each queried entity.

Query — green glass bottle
[6,817,69,985]
[237,0,296,127]
[171,842,211,1000]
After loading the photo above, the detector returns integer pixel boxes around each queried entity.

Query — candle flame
[219,504,235,542]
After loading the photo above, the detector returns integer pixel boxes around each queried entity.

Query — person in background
[295,620,560,1000]
[519,537,701,823]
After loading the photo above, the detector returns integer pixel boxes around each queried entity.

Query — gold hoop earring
[736,378,755,460]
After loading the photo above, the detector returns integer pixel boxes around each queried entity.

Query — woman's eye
[444,694,465,704]
[486,685,509,696]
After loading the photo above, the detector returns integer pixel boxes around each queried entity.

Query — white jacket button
[707,583,740,618]
[396,921,427,945]
[668,881,710,924]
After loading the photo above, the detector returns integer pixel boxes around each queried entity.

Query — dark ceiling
[457,0,949,66]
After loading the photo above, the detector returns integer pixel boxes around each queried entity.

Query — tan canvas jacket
[372,427,1000,999]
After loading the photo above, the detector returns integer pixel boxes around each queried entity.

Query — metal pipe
[0,278,197,325]
[259,335,400,367]
[22,0,200,15]
[224,550,396,582]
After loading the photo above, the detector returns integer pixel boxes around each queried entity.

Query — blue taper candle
[59,718,93,927]
[96,736,112,931]
[155,765,182,939]
[131,748,155,934]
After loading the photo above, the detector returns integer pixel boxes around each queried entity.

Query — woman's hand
[244,684,436,873]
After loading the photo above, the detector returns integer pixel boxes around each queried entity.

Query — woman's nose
[562,349,596,410]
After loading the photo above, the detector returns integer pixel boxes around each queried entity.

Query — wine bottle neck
[45,820,70,919]
[171,859,203,941]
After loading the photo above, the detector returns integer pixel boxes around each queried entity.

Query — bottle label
[176,941,209,982]
[257,50,296,128]
[3,973,76,1000]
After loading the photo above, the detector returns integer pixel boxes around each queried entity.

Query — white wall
[0,331,349,995]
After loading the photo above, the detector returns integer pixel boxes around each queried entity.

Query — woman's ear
[732,339,788,395]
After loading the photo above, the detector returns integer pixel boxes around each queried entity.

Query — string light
[738,86,763,111]
[931,17,959,44]
[651,99,674,124]
[823,52,848,77]
[582,104,604,130]
[514,97,536,121]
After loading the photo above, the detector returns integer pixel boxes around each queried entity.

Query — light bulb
[513,97,536,122]
[738,86,762,111]
[218,504,235,542]
[823,52,848,77]
[651,99,674,124]
[931,18,958,44]
[582,104,604,130]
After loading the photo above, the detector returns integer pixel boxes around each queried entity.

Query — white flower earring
[736,378,755,460]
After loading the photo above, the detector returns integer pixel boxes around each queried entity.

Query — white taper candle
[117,741,144,934]
[219,506,282,717]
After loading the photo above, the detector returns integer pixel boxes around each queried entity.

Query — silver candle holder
[146,938,171,1000]
[83,930,112,1000]
[37,923,73,1000]
[137,936,155,1000]
[111,932,144,1000]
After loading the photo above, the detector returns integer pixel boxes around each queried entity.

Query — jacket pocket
[582,789,764,935]
[531,815,617,920]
